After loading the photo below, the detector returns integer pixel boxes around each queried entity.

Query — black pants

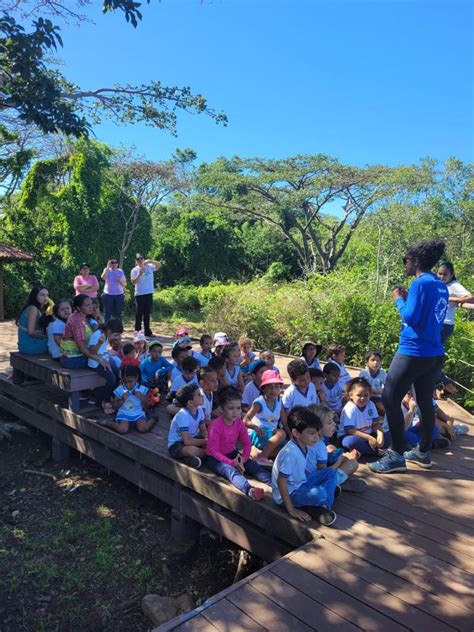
[383,353,444,454]
[102,293,125,323]
[134,293,153,334]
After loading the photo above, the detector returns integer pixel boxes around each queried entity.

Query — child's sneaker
[248,487,264,501]
[181,456,202,469]
[368,449,407,474]
[453,424,469,436]
[403,446,431,469]
[341,478,367,493]
[317,508,337,526]
[432,436,450,449]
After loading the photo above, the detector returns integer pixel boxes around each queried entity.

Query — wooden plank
[201,598,267,632]
[294,540,473,631]
[226,583,315,631]
[175,616,220,631]
[250,571,365,632]
[281,548,457,631]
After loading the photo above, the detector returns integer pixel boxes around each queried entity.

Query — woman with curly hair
[369,239,449,474]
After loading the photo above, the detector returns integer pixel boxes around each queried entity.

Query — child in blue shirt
[222,343,245,392]
[320,363,344,414]
[282,360,319,416]
[326,344,351,386]
[193,334,214,367]
[168,384,207,469]
[140,341,173,389]
[111,365,153,434]
[359,348,387,416]
[167,356,199,416]
[301,340,322,370]
[272,406,339,526]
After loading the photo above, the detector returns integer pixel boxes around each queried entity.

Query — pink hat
[260,370,283,388]
[176,327,188,336]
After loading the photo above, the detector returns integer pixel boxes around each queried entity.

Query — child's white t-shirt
[327,360,351,386]
[88,329,109,368]
[272,439,309,505]
[359,368,387,397]
[47,319,65,359]
[168,407,205,447]
[282,382,318,410]
[445,280,470,325]
[193,350,213,367]
[199,387,213,420]
[320,381,344,412]
[301,356,322,370]
[251,395,282,431]
[171,373,198,393]
[225,365,241,386]
[338,400,379,437]
[242,381,260,407]
[306,439,328,472]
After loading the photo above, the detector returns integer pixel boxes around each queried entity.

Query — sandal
[102,402,114,415]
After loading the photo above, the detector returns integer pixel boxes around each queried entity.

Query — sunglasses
[136,256,143,261]
[110,260,118,264]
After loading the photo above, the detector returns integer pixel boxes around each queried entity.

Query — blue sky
[56,0,473,166]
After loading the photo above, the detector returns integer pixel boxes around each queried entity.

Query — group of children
[44,308,465,526]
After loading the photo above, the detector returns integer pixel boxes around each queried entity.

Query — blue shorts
[248,427,275,449]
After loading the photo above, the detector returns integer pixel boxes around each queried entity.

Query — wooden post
[0,261,4,321]
[51,438,70,462]
[171,509,200,549]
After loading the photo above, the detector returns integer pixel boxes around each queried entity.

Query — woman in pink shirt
[73,263,99,298]
[206,386,271,500]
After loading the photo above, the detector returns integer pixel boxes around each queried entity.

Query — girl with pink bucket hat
[243,369,287,467]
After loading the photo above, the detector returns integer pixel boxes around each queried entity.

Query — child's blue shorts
[248,427,275,449]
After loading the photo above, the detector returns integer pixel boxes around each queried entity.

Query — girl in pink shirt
[206,386,271,500]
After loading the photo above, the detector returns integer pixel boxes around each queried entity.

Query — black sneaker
[432,436,450,449]
[403,446,431,469]
[181,456,202,469]
[317,508,337,526]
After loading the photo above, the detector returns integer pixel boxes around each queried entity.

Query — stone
[141,592,194,626]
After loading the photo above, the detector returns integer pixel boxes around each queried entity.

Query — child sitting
[242,360,266,412]
[213,332,229,356]
[260,350,280,374]
[133,331,148,362]
[140,341,173,390]
[193,334,214,367]
[271,406,338,525]
[320,363,344,414]
[121,342,140,367]
[206,386,271,501]
[402,392,450,451]
[239,336,256,373]
[175,326,190,345]
[168,384,207,469]
[309,368,326,404]
[327,344,351,386]
[208,355,227,389]
[167,356,199,416]
[301,341,322,370]
[282,359,319,417]
[47,299,72,360]
[110,365,153,434]
[222,343,245,392]
[243,370,287,464]
[338,377,389,455]
[170,345,189,383]
[359,349,387,415]
[108,319,124,361]
[198,366,219,423]
[88,321,120,414]
[307,404,365,493]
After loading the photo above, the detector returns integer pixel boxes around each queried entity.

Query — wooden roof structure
[0,243,34,320]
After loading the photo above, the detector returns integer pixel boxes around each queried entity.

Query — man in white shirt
[130,253,161,337]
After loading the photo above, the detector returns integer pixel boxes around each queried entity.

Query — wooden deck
[0,321,473,631]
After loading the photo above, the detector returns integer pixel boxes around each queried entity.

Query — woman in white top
[436,262,473,392]
[130,253,161,337]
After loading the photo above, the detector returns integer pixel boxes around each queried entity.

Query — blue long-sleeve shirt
[395,272,449,357]
[140,356,173,384]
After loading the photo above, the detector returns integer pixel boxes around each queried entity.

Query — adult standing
[130,253,161,337]
[73,263,99,298]
[16,286,49,354]
[101,258,127,322]
[369,239,449,474]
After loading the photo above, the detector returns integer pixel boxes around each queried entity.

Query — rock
[142,592,194,626]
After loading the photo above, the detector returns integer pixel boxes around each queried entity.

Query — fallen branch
[24,469,57,481]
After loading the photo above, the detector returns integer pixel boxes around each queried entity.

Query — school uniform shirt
[320,381,344,413]
[444,280,471,325]
[282,382,319,410]
[140,356,174,384]
[306,439,328,473]
[338,400,379,437]
[250,395,282,431]
[168,407,205,447]
[87,329,109,369]
[47,319,65,359]
[225,365,241,387]
[271,439,309,505]
[113,385,148,422]
[171,373,198,393]
[193,350,213,367]
[327,360,351,386]
[242,381,261,407]
[199,387,214,420]
[300,356,322,370]
[359,368,387,397]
[170,365,182,383]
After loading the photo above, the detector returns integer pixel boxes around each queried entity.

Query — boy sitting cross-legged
[272,406,339,526]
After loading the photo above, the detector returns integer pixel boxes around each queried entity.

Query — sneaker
[368,449,407,474]
[181,456,202,469]
[432,436,450,449]
[453,424,469,436]
[248,487,264,501]
[341,478,367,493]
[403,445,431,469]
[317,508,337,526]
[334,484,342,499]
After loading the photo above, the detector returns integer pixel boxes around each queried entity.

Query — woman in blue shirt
[16,286,50,354]
[370,239,449,474]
